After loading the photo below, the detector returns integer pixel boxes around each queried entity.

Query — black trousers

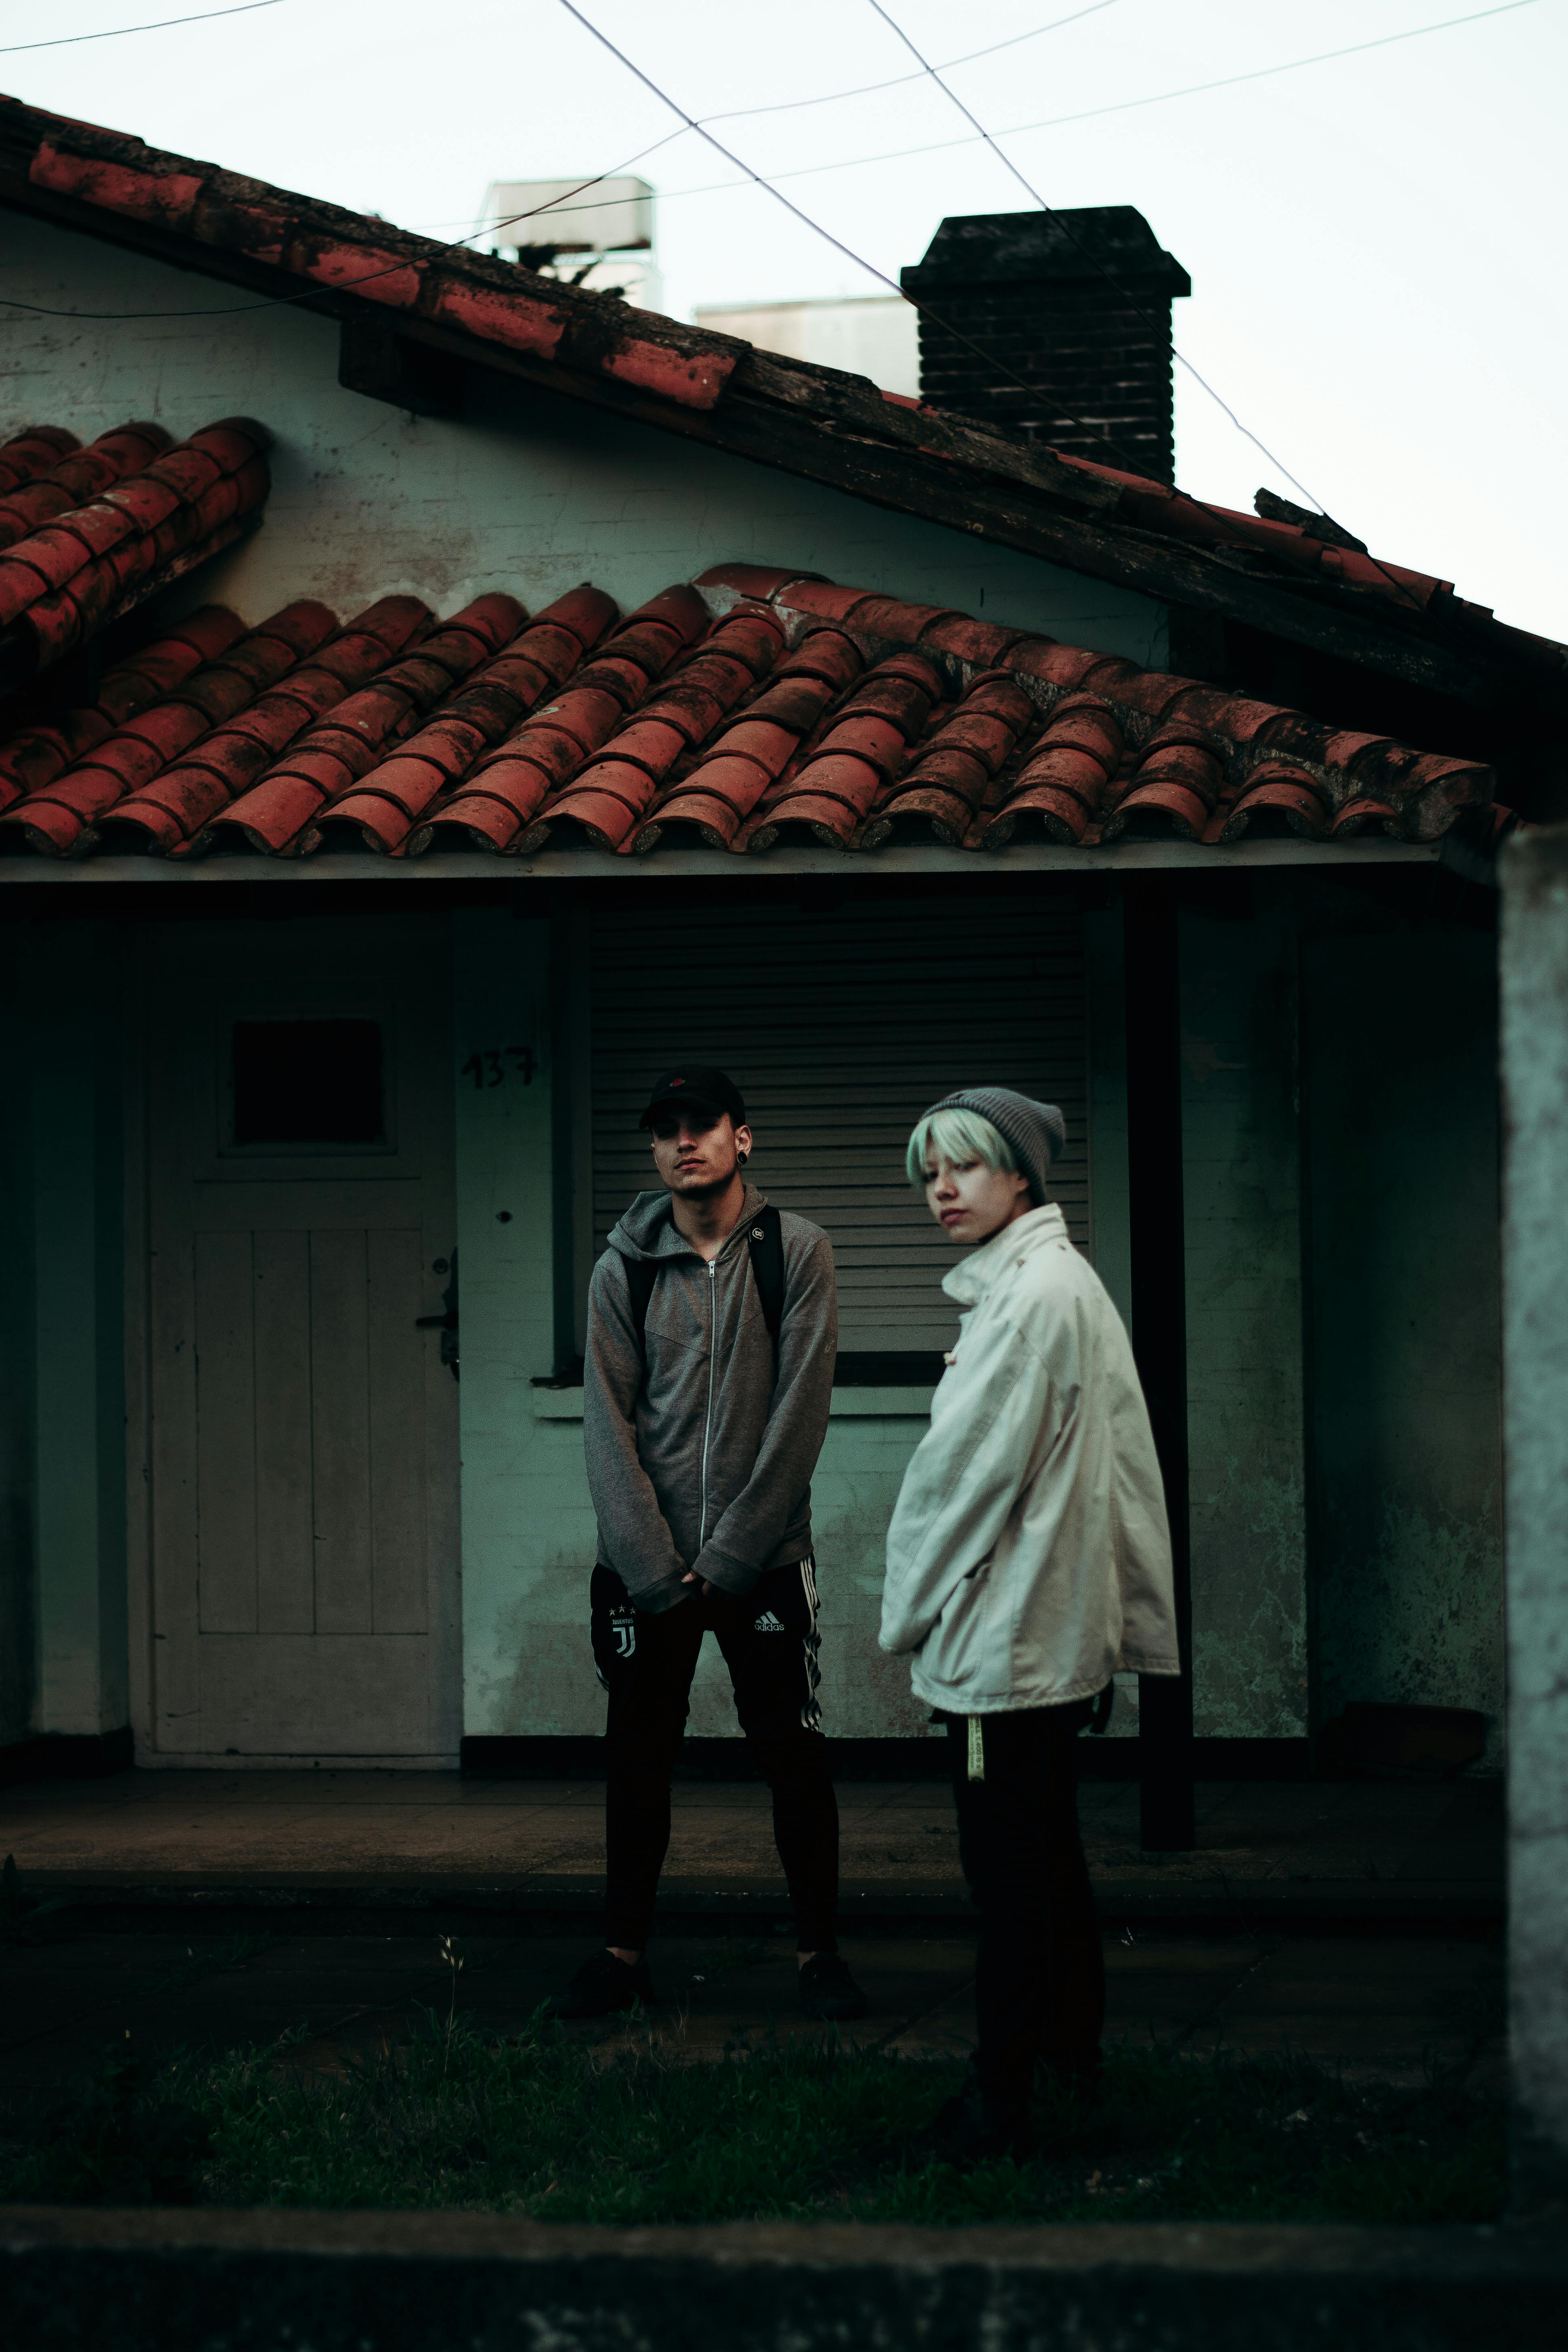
[592,1559,840,1953]
[945,1701,1106,2115]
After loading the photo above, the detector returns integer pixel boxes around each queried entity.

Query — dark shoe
[901,2085,1034,2170]
[798,1951,869,2021]
[543,1949,655,2020]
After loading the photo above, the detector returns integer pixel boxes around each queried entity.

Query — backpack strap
[624,1254,659,1355]
[623,1204,786,1367]
[745,1203,785,1355]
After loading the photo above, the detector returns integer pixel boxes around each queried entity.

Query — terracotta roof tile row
[1044,453,1466,619]
[0,415,270,683]
[11,104,738,415]
[0,566,1507,864]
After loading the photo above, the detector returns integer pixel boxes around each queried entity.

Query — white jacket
[880,1203,1178,1713]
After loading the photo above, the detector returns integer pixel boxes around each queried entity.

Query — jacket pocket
[928,1558,999,1695]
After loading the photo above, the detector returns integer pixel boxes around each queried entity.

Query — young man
[881,1087,1177,2163]
[547,1063,867,2023]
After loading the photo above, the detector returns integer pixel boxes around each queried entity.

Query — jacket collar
[941,1202,1066,1307]
[637,1178,768,1262]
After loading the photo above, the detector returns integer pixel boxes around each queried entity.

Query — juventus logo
[612,1619,637,1659]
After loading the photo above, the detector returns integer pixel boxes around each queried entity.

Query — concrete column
[1180,882,1308,1748]
[453,909,597,1738]
[27,923,128,1739]
[1500,822,1568,2215]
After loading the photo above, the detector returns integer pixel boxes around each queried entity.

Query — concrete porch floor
[0,1773,1506,2112]
[1,1766,1502,1927]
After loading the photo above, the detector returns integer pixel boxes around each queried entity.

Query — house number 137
[460,1046,537,1087]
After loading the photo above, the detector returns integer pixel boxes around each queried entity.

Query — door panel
[193,1231,259,1634]
[146,914,458,1760]
[308,1227,376,1638]
[253,1231,313,1635]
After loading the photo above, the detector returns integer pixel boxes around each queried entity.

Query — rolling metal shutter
[589,896,1091,1357]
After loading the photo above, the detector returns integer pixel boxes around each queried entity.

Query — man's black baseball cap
[638,1064,747,1129]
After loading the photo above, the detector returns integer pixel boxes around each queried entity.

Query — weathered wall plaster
[1305,922,1504,1764]
[0,214,1167,664]
[8,925,130,1742]
[1499,821,1568,2210]
[0,931,38,1748]
[1179,889,1309,1740]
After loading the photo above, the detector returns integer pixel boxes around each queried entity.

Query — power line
[604,0,1547,209]
[556,0,1437,619]
[0,0,285,52]
[699,0,1120,126]
[554,0,1142,465]
[996,0,1545,142]
[0,133,687,320]
[3,0,1541,274]
[420,0,1538,237]
[860,0,1427,602]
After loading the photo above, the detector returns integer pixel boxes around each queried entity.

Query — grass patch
[0,2008,1503,2224]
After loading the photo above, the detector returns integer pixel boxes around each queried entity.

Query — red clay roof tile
[0,422,170,551]
[208,594,525,854]
[0,563,1507,866]
[0,603,241,818]
[0,424,80,495]
[19,109,740,418]
[0,416,271,686]
[94,596,425,853]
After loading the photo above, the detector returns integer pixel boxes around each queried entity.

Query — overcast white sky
[8,0,1566,636]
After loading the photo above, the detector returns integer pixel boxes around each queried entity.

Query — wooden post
[1122,875,1195,1851]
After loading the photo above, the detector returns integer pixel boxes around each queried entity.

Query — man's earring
[738,1150,750,1165]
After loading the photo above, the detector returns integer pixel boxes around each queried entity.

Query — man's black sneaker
[901,2086,1034,2170]
[798,1951,869,2021]
[543,1949,655,2020]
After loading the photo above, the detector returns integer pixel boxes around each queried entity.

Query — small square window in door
[232,1020,385,1146]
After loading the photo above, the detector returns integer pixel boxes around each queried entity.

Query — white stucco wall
[1500,823,1568,2211]
[0,211,1166,662]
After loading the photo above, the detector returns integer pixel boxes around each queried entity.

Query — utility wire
[861,0,1429,603]
[414,0,1541,237]
[555,5,1292,498]
[700,0,1120,125]
[587,0,1546,208]
[558,0,1443,621]
[555,0,1165,472]
[0,133,686,319]
[0,0,285,52]
[2,0,1541,282]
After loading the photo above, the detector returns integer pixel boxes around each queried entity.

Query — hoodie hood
[608,1180,769,1262]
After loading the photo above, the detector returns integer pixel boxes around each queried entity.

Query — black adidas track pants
[591,1558,840,1953]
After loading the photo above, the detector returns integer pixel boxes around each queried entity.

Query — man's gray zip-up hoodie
[584,1183,838,1613]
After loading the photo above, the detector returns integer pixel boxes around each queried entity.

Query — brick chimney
[901,206,1190,484]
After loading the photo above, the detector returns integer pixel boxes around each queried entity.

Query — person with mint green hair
[882,1086,1177,2168]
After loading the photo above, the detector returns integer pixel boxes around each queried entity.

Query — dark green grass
[0,2006,1503,2223]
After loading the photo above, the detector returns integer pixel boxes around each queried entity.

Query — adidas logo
[753,1611,786,1634]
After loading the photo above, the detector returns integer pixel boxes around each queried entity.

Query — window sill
[532,1386,935,1423]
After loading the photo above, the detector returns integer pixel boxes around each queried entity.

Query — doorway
[140,911,459,1761]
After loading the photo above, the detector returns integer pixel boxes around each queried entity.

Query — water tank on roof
[482,176,653,253]
[480,177,661,311]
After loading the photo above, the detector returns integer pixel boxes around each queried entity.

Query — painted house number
[461,1045,537,1088]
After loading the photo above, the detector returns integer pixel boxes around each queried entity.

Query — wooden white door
[144,912,460,1761]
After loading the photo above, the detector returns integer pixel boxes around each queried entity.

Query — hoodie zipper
[698,1259,718,1551]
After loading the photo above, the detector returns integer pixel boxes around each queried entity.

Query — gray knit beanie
[923,1087,1066,1207]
